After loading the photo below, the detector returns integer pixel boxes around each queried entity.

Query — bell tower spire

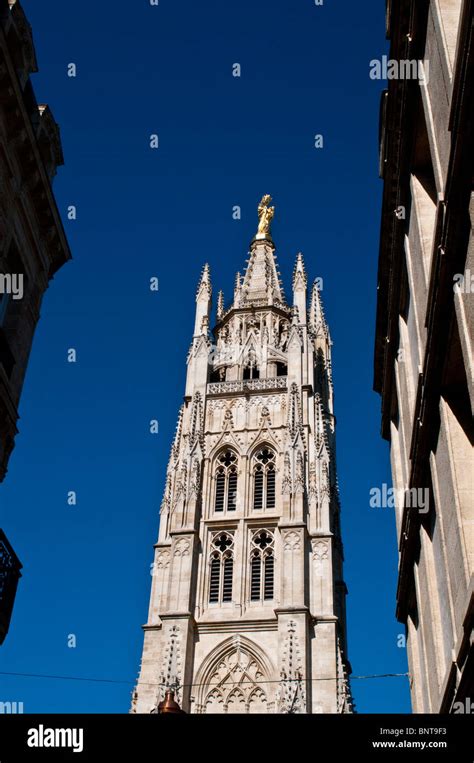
[133,196,352,715]
[240,196,285,308]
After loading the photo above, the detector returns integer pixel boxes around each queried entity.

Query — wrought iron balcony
[0,529,22,645]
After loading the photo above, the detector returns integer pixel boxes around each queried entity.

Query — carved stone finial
[223,408,234,429]
[217,290,224,320]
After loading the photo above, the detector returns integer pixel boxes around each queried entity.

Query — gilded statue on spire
[256,194,274,239]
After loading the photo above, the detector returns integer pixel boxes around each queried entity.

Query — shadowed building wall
[0,0,71,643]
[374,0,473,713]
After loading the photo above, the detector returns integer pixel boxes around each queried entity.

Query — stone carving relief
[277,620,306,713]
[311,539,329,564]
[173,538,191,558]
[282,453,292,495]
[189,391,204,449]
[308,462,317,502]
[294,451,305,494]
[159,473,172,515]
[156,549,171,569]
[173,462,187,505]
[283,530,301,552]
[157,625,183,705]
[188,458,201,498]
[287,382,302,439]
[200,638,270,714]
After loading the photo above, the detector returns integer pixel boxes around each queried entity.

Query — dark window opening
[222,557,233,602]
[264,555,274,600]
[214,451,238,513]
[266,468,276,509]
[243,364,260,380]
[209,532,234,605]
[215,471,225,512]
[209,556,220,603]
[250,554,261,601]
[253,449,276,511]
[228,470,237,511]
[253,469,264,510]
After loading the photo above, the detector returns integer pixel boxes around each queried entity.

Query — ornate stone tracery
[194,636,275,714]
[277,620,306,713]
[156,625,183,706]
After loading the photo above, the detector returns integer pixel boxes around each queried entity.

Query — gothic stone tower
[132,197,352,714]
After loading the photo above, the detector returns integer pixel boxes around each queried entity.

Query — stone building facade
[133,198,352,714]
[0,0,71,641]
[374,0,473,712]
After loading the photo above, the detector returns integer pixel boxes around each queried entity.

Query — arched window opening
[252,448,276,511]
[243,351,259,380]
[214,450,238,513]
[276,362,287,377]
[209,532,234,605]
[250,530,275,603]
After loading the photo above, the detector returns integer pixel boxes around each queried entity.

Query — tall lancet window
[214,450,238,513]
[252,448,276,511]
[209,532,234,604]
[250,530,275,602]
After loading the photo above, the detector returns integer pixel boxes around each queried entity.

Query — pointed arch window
[214,450,238,513]
[243,351,259,380]
[250,530,275,602]
[209,532,234,604]
[252,448,276,511]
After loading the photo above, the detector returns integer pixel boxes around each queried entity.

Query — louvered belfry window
[253,470,264,510]
[214,450,238,513]
[209,556,221,603]
[215,472,226,512]
[264,554,274,600]
[250,530,275,602]
[250,553,261,601]
[222,557,233,602]
[253,448,276,511]
[208,532,234,605]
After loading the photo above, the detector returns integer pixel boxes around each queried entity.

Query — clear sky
[0,0,411,713]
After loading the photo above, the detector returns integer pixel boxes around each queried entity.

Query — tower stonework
[133,199,352,714]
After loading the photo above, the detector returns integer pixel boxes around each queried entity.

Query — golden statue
[256,194,274,239]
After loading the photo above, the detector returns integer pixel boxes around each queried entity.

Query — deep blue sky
[0,0,410,713]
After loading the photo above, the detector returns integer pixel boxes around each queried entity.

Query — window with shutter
[249,529,275,603]
[208,532,234,605]
[253,448,276,511]
[214,450,238,514]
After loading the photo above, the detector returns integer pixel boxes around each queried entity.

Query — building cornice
[0,10,71,276]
